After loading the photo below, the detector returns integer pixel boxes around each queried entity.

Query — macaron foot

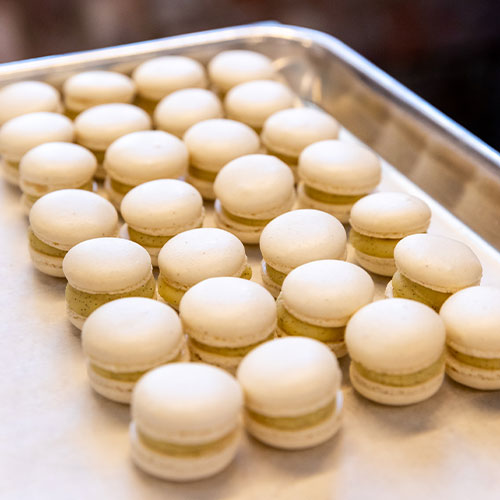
[353,250,396,277]
[445,352,500,390]
[28,246,65,278]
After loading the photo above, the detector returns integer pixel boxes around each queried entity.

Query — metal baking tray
[2,23,500,499]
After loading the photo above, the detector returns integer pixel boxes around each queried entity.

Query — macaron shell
[394,234,482,293]
[185,172,216,200]
[353,250,397,277]
[445,354,500,391]
[1,158,21,185]
[28,245,66,278]
[260,260,282,298]
[350,192,431,238]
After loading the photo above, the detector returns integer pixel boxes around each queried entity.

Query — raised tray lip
[0,21,498,171]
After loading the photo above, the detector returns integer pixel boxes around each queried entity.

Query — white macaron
[120,179,204,265]
[180,277,276,374]
[130,363,243,481]
[440,286,500,390]
[278,260,374,357]
[298,140,382,222]
[183,118,260,199]
[237,336,343,449]
[346,298,446,405]
[213,154,295,244]
[82,297,189,404]
[259,209,347,297]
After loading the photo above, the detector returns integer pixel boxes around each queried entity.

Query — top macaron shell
[260,209,347,273]
[299,140,382,195]
[0,80,61,125]
[132,56,207,100]
[262,108,340,158]
[82,297,183,372]
[208,50,275,93]
[350,192,431,238]
[237,337,341,416]
[345,298,446,373]
[214,154,295,218]
[0,112,74,161]
[132,362,243,445]
[30,190,118,251]
[440,286,500,357]
[63,237,152,294]
[74,103,151,151]
[280,260,375,327]
[104,130,188,184]
[183,119,260,171]
[180,277,276,347]
[394,234,483,293]
[121,179,204,235]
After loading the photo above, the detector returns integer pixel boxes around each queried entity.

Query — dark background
[1,0,498,149]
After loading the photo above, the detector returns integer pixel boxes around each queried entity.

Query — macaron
[213,154,295,244]
[132,56,207,114]
[28,189,118,277]
[130,363,243,481]
[19,142,97,212]
[224,80,295,131]
[74,103,151,180]
[62,70,136,119]
[278,260,374,357]
[183,118,260,199]
[82,297,189,404]
[387,234,483,311]
[259,209,347,297]
[345,298,446,405]
[0,80,62,126]
[180,277,276,373]
[154,88,223,138]
[103,130,188,208]
[349,192,432,276]
[297,140,382,222]
[0,112,74,185]
[261,107,340,178]
[440,286,500,390]
[237,337,343,449]
[120,179,204,265]
[208,50,276,94]
[63,237,155,330]
[157,228,251,310]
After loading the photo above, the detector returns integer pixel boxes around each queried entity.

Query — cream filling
[188,165,218,182]
[447,346,500,370]
[189,332,275,358]
[28,228,67,258]
[221,207,272,227]
[304,185,365,205]
[350,230,400,258]
[264,263,287,287]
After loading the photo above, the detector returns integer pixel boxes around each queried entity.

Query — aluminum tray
[2,23,500,500]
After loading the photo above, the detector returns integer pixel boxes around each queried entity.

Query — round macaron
[28,189,118,277]
[388,234,483,312]
[297,140,382,222]
[74,103,151,180]
[180,277,276,374]
[62,70,136,118]
[440,286,500,390]
[237,336,343,449]
[224,80,295,131]
[63,237,155,330]
[183,118,260,199]
[132,56,207,114]
[130,363,243,481]
[154,88,223,138]
[346,298,446,405]
[0,112,74,185]
[120,179,204,265]
[278,260,374,357]
[261,107,340,179]
[103,130,188,208]
[259,209,347,298]
[0,80,61,126]
[213,154,295,244]
[19,142,97,212]
[157,228,251,311]
[82,297,189,403]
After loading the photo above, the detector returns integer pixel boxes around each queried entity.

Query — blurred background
[1,0,498,149]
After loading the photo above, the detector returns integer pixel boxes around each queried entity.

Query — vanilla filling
[28,228,67,258]
[349,230,401,258]
[221,207,272,227]
[264,263,287,287]
[24,180,93,204]
[189,332,275,358]
[188,165,218,182]
[447,346,500,370]
[304,185,365,205]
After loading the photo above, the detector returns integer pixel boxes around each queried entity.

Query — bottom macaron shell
[119,225,161,267]
[129,422,241,482]
[260,261,283,299]
[445,352,500,390]
[349,363,444,406]
[189,340,242,376]
[276,326,347,358]
[297,185,352,224]
[353,249,396,277]
[214,207,263,245]
[105,182,125,210]
[244,391,343,450]
[1,159,20,186]
[186,173,215,200]
[29,245,65,278]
